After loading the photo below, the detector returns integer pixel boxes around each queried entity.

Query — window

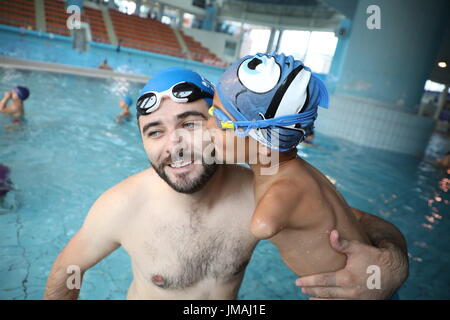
[224,40,237,57]
[239,27,271,57]
[278,30,338,74]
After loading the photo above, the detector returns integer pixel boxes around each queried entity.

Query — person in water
[0,164,13,202]
[208,53,400,280]
[45,67,408,300]
[0,86,30,123]
[301,128,315,145]
[436,151,450,170]
[115,95,133,123]
[98,59,113,70]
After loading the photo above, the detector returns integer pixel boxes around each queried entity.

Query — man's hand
[295,230,408,300]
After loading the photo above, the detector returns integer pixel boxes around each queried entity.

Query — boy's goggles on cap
[137,81,213,115]
[208,106,316,137]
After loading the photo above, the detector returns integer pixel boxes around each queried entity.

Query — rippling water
[0,68,449,299]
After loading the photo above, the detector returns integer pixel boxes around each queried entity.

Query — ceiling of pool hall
[213,0,343,30]
[219,0,342,21]
[145,0,343,30]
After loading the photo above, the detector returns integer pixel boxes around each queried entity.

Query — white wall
[182,27,241,63]
[158,0,206,16]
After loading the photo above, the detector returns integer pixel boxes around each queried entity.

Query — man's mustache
[159,145,216,168]
[160,148,194,166]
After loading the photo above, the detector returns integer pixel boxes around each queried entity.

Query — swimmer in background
[115,95,133,123]
[208,53,371,276]
[0,164,13,206]
[301,128,315,145]
[98,59,113,70]
[0,86,30,123]
[436,151,450,170]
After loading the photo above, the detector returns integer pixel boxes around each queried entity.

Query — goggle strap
[232,108,317,129]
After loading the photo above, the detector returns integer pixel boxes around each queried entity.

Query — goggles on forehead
[136,81,213,115]
[208,106,316,137]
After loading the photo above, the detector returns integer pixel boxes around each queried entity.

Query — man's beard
[150,157,218,194]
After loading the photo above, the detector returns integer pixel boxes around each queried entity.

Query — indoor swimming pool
[0,68,449,300]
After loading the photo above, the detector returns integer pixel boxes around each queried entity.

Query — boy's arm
[254,182,347,275]
[250,182,298,239]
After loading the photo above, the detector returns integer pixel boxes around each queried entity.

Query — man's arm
[44,189,124,300]
[352,208,407,254]
[296,209,409,299]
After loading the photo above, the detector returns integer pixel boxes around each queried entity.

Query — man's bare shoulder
[91,168,158,214]
[78,168,159,244]
[224,164,254,184]
[221,165,255,204]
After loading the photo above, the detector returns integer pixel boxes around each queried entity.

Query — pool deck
[0,57,149,83]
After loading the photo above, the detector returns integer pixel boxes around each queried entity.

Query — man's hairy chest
[121,208,257,290]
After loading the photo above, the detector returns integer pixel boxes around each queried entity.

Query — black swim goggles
[136,81,213,115]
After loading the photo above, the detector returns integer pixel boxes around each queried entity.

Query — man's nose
[168,128,184,145]
[165,129,186,155]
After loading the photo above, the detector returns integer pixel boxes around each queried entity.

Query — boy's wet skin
[209,89,371,276]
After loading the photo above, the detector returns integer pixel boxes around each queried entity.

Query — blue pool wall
[315,94,436,156]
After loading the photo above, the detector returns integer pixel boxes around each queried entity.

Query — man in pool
[44,67,408,300]
[0,86,30,123]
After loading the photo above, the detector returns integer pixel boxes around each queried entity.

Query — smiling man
[44,67,408,300]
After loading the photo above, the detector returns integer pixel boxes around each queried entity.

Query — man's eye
[183,122,198,129]
[148,130,162,138]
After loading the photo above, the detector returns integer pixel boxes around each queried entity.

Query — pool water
[0,68,449,300]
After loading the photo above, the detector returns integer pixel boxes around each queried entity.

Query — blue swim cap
[138,67,214,114]
[13,86,30,101]
[123,95,133,106]
[217,53,329,151]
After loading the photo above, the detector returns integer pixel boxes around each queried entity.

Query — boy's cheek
[205,117,217,130]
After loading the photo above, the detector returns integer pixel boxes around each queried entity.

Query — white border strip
[0,56,150,83]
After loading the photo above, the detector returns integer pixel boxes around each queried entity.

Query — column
[334,0,450,110]
[434,85,449,120]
